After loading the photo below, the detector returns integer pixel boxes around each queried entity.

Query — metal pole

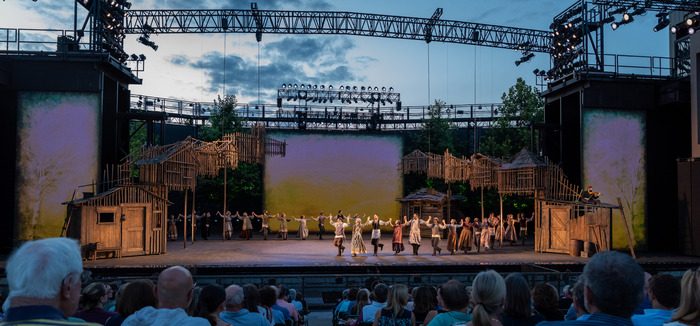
[184,190,188,249]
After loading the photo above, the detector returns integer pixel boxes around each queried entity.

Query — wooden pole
[191,186,196,245]
[499,194,503,247]
[616,197,636,259]
[480,187,484,221]
[223,166,227,242]
[183,190,188,249]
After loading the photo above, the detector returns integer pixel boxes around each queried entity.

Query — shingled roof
[499,148,547,170]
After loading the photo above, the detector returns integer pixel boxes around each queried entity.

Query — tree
[415,99,457,155]
[479,78,544,158]
[200,94,243,141]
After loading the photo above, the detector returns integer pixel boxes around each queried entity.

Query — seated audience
[373,284,414,326]
[219,284,269,326]
[276,286,300,323]
[362,283,388,323]
[350,288,370,316]
[427,279,472,326]
[1,237,98,326]
[564,277,589,321]
[631,273,680,326]
[466,270,505,326]
[122,266,209,326]
[538,251,645,325]
[105,279,157,326]
[634,272,653,315]
[259,286,285,325]
[665,267,700,326]
[411,286,436,324]
[194,284,229,326]
[335,289,350,316]
[500,273,545,326]
[73,282,119,324]
[532,283,564,321]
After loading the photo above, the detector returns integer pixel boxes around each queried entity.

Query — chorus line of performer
[167,210,534,256]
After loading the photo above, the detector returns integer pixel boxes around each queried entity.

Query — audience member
[242,284,262,316]
[532,283,564,321]
[122,266,209,326]
[289,289,303,315]
[373,284,414,326]
[665,267,700,326]
[294,291,308,316]
[105,279,157,326]
[73,282,119,324]
[564,277,589,321]
[194,284,229,326]
[339,288,359,315]
[218,284,269,326]
[335,289,350,316]
[538,251,645,325]
[0,237,98,326]
[350,288,370,316]
[633,272,653,315]
[104,284,118,312]
[362,283,388,323]
[259,286,285,325]
[500,273,545,326]
[411,286,435,324]
[630,273,680,326]
[276,286,300,323]
[426,279,472,326]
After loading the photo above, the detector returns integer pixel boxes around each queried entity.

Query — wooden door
[547,206,570,253]
[122,205,147,256]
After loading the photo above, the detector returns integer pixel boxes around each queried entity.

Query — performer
[580,186,602,204]
[389,216,407,255]
[350,215,371,257]
[457,217,473,254]
[505,214,518,245]
[178,212,200,240]
[446,219,462,255]
[252,211,275,240]
[168,215,177,240]
[235,212,254,240]
[428,217,447,256]
[480,218,492,251]
[488,213,498,249]
[519,212,534,245]
[405,214,429,255]
[313,212,331,239]
[217,211,234,240]
[495,215,506,246]
[277,213,291,240]
[200,212,211,240]
[335,210,346,222]
[293,215,311,240]
[472,218,483,252]
[331,215,350,256]
[369,214,390,256]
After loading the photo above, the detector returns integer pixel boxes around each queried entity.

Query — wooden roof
[499,148,547,170]
[63,185,172,207]
[396,188,466,203]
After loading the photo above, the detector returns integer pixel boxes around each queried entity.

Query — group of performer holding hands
[168,209,534,257]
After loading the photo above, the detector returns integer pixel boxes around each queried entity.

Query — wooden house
[497,149,549,196]
[64,185,171,259]
[135,141,199,191]
[469,153,502,191]
[396,188,465,222]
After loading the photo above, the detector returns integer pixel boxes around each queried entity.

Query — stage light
[623,13,631,21]
[293,84,298,89]
[282,84,286,89]
[320,85,325,90]
[130,54,138,60]
[300,84,305,89]
[340,85,344,90]
[609,7,626,16]
[671,25,678,33]
[313,85,318,89]
[690,27,697,34]
[389,87,394,92]
[329,85,333,90]
[374,87,378,91]
[139,54,146,60]
[353,86,357,91]
[687,18,696,26]
[361,86,366,91]
[601,16,615,24]
[381,87,386,92]
[654,19,670,32]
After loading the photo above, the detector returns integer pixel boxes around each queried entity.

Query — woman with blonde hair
[666,267,700,325]
[374,284,415,326]
[467,270,505,326]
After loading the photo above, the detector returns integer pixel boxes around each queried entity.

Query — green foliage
[200,94,244,141]
[415,99,458,155]
[479,78,544,158]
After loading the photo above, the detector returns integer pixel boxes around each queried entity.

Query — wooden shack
[135,141,199,191]
[396,188,464,222]
[469,153,502,191]
[536,200,614,255]
[497,149,548,196]
[65,185,171,259]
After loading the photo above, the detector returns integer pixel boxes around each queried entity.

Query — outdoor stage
[74,235,700,277]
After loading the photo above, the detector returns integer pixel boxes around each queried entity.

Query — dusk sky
[1,0,671,106]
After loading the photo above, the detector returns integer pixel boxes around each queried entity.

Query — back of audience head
[224,284,245,309]
[470,270,506,326]
[351,288,370,315]
[385,284,409,318]
[438,279,469,312]
[288,288,296,303]
[348,288,359,301]
[259,286,277,308]
[373,283,389,303]
[156,265,195,310]
[581,250,643,318]
[195,284,226,326]
[5,237,83,317]
[116,279,156,318]
[412,286,434,313]
[571,276,588,317]
[243,283,260,313]
[532,283,559,315]
[80,282,108,311]
[503,273,532,319]
[669,267,700,324]
[648,273,681,310]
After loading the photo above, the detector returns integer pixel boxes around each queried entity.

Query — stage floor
[74,235,700,274]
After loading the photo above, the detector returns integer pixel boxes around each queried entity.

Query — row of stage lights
[671,13,700,35]
[281,84,395,93]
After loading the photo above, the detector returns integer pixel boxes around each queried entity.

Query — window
[98,212,115,224]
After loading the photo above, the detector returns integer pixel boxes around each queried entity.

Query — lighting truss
[277,85,400,107]
[591,0,700,12]
[122,8,551,53]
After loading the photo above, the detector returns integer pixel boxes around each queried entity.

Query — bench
[83,243,122,260]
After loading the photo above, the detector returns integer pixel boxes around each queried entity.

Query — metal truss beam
[122,8,552,52]
[277,88,400,106]
[591,0,700,12]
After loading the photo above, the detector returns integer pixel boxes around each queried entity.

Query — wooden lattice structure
[65,124,286,258]
[399,148,617,256]
[396,188,464,226]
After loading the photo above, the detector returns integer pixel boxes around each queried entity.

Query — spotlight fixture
[611,16,634,30]
[609,7,627,16]
[654,18,670,32]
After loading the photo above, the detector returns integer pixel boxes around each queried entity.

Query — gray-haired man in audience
[219,285,269,326]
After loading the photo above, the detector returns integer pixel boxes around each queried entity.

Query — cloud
[266,36,355,65]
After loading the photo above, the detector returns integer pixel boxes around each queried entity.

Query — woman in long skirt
[236,212,254,240]
[505,214,518,244]
[472,218,483,252]
[350,215,371,257]
[217,211,233,240]
[446,219,462,255]
[457,217,474,254]
[405,214,429,255]
[252,211,274,240]
[481,219,492,250]
[495,215,506,245]
[277,213,291,240]
[168,215,178,240]
[369,215,390,256]
[390,217,406,255]
[294,215,310,240]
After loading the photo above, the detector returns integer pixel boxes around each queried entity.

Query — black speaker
[276,97,282,108]
[396,101,402,111]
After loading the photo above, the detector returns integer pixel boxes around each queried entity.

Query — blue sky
[0,0,671,106]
